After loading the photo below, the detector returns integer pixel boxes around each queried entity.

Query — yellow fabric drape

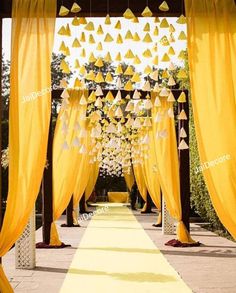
[152,93,194,243]
[133,163,147,202]
[85,160,100,201]
[50,90,88,245]
[142,129,161,211]
[123,168,135,191]
[0,1,56,290]
[185,0,236,239]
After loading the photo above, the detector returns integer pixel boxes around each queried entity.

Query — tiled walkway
[3,204,236,293]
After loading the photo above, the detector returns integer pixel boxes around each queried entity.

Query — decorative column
[162,199,175,235]
[15,209,36,269]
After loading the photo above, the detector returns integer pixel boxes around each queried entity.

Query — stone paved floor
[3,208,236,293]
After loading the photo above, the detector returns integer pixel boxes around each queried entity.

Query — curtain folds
[152,93,194,243]
[185,0,236,239]
[50,90,88,245]
[133,163,147,202]
[85,161,100,201]
[123,169,135,191]
[0,0,56,291]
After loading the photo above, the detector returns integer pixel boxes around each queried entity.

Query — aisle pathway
[60,204,191,293]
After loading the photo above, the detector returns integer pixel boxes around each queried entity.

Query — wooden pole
[178,92,190,231]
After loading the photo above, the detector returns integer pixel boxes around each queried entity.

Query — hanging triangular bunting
[159,1,169,12]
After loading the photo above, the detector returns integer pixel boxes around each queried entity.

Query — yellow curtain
[133,163,147,202]
[85,161,100,200]
[185,0,236,239]
[123,168,135,191]
[50,90,88,245]
[0,0,56,290]
[152,93,194,243]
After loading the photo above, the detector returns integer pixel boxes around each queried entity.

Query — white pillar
[162,199,175,235]
[15,208,36,269]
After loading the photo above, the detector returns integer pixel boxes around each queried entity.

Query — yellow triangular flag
[133,32,140,41]
[115,52,122,61]
[125,30,133,40]
[88,91,96,103]
[115,20,121,29]
[74,59,80,69]
[58,26,67,35]
[104,52,112,63]
[96,42,103,51]
[169,24,176,33]
[162,69,169,79]
[64,47,70,56]
[143,49,152,58]
[95,58,104,68]
[152,44,158,52]
[79,65,87,76]
[160,18,169,28]
[153,26,159,36]
[177,68,188,79]
[169,33,175,43]
[178,91,187,103]
[116,34,123,44]
[89,53,97,63]
[59,5,69,16]
[124,66,134,76]
[80,48,86,57]
[144,65,152,75]
[85,21,95,31]
[167,91,176,102]
[143,33,153,43]
[177,14,186,24]
[79,17,87,25]
[71,2,81,13]
[168,46,175,55]
[72,16,80,26]
[178,110,188,120]
[104,33,114,42]
[95,72,105,83]
[105,72,113,83]
[143,23,150,32]
[89,34,96,44]
[153,56,158,65]
[97,25,104,35]
[106,91,115,102]
[60,60,70,74]
[74,77,83,88]
[80,32,86,42]
[105,14,111,25]
[124,80,133,91]
[161,53,170,62]
[86,70,96,81]
[141,6,153,17]
[150,70,159,81]
[65,24,71,36]
[180,127,187,138]
[178,139,189,150]
[123,8,135,19]
[159,1,169,12]
[178,50,187,60]
[72,38,81,48]
[125,49,135,59]
[133,55,141,65]
[160,36,170,46]
[154,17,160,23]
[59,41,67,52]
[178,31,187,40]
[132,17,139,23]
[131,72,141,83]
[167,76,176,86]
[115,64,123,74]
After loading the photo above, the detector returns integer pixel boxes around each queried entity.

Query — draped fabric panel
[185,0,236,239]
[50,90,88,245]
[133,163,147,202]
[123,168,135,191]
[0,0,56,290]
[152,93,194,243]
[85,161,100,200]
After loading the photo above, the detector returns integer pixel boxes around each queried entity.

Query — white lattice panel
[15,209,36,269]
[162,199,175,235]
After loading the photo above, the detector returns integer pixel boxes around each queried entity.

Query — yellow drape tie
[185,0,236,239]
[0,0,56,290]
[50,90,88,245]
[152,93,194,243]
[123,169,135,191]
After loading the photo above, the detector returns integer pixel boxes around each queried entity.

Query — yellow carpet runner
[60,204,191,293]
